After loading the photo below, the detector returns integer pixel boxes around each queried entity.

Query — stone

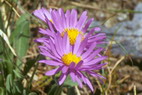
[102,3,142,58]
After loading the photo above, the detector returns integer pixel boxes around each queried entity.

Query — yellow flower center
[61,52,81,65]
[62,28,84,45]
[50,19,53,23]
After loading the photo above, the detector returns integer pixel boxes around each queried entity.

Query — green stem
[28,61,39,90]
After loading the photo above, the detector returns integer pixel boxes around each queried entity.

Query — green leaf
[23,55,43,75]
[6,74,13,92]
[0,37,4,58]
[67,87,76,95]
[13,69,23,78]
[64,76,78,87]
[11,14,30,66]
[28,92,38,95]
[6,74,24,94]
[23,89,28,95]
[0,11,4,31]
[23,58,36,76]
[12,0,18,3]
[0,62,4,87]
[15,83,22,93]
[0,29,17,56]
[0,75,4,87]
[0,87,5,95]
[48,84,63,95]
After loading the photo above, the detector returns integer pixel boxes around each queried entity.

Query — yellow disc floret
[61,52,81,65]
[50,19,53,23]
[62,28,84,45]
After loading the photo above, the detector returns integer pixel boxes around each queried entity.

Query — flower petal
[85,77,94,92]
[45,67,61,76]
[73,35,82,54]
[84,48,103,63]
[76,11,87,29]
[82,18,94,33]
[62,66,69,74]
[58,74,67,85]
[70,9,77,27]
[75,75,83,88]
[85,56,107,66]
[70,72,76,82]
[82,42,96,59]
[75,60,83,69]
[39,60,62,66]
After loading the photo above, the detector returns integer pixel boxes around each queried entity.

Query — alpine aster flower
[34,8,107,91]
[38,33,107,91]
[33,8,53,23]
[33,8,106,46]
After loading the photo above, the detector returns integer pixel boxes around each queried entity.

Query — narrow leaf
[0,12,4,31]
[0,87,5,95]
[0,29,16,56]
[11,14,30,65]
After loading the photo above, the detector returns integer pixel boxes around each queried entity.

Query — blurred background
[0,0,142,95]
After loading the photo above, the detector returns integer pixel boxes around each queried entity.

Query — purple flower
[33,8,106,46]
[34,8,107,91]
[33,8,53,23]
[38,33,107,91]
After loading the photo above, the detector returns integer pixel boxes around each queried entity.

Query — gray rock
[107,3,142,58]
[98,3,142,58]
[133,3,142,22]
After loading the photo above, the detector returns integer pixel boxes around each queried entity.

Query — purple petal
[39,60,62,66]
[89,36,106,42]
[39,28,54,37]
[75,75,83,88]
[46,19,55,33]
[35,37,49,43]
[73,35,82,54]
[65,10,71,28]
[33,8,51,23]
[62,33,67,53]
[76,71,86,84]
[85,28,95,38]
[85,56,107,66]
[58,74,67,85]
[69,62,76,70]
[84,48,103,63]
[70,9,77,27]
[49,39,61,58]
[76,11,87,29]
[75,60,83,69]
[76,71,93,91]
[89,33,106,39]
[86,70,106,83]
[59,9,66,29]
[51,11,62,31]
[62,66,69,74]
[82,42,96,59]
[45,67,61,76]
[70,72,76,82]
[85,77,94,92]
[94,27,101,31]
[76,37,88,56]
[54,33,64,56]
[65,34,70,53]
[80,63,107,71]
[82,18,94,33]
[40,50,57,60]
